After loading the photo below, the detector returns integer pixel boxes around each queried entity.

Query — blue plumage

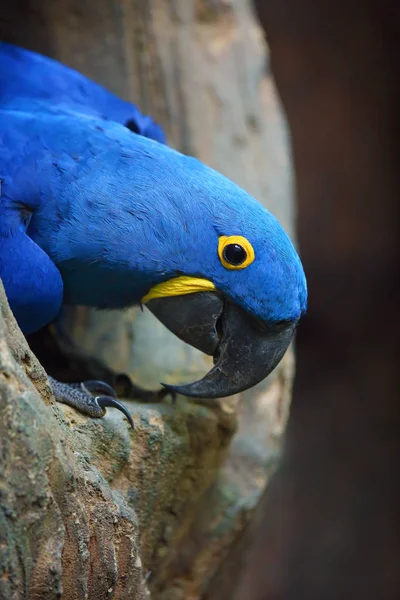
[1,109,306,325]
[0,228,63,334]
[0,42,166,144]
[0,43,307,405]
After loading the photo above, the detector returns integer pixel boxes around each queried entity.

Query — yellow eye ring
[218,235,255,270]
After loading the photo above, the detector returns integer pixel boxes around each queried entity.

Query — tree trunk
[0,1,296,598]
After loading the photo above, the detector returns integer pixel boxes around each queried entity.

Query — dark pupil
[223,243,247,266]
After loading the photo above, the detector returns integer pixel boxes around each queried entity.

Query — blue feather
[0,228,63,333]
[0,42,166,144]
[0,46,307,336]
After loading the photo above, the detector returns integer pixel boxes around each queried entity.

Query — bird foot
[68,379,117,398]
[49,376,134,428]
[113,374,177,405]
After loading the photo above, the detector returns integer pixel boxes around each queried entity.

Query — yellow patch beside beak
[142,276,216,303]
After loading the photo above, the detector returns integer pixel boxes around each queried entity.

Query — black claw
[95,396,135,429]
[81,379,117,398]
[159,385,177,405]
[114,373,176,404]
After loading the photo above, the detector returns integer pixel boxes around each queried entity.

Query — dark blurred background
[234,1,399,598]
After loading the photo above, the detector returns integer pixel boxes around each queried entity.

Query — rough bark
[0,1,296,598]
[0,281,147,600]
[0,281,236,599]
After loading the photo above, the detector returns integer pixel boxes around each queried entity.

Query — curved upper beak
[146,292,297,398]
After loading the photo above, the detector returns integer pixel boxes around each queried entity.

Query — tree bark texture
[0,1,297,598]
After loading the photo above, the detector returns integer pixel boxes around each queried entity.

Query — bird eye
[218,235,255,270]
[223,243,247,266]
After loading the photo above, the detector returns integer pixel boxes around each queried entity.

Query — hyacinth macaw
[0,43,307,427]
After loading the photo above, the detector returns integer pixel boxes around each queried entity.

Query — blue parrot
[0,43,307,427]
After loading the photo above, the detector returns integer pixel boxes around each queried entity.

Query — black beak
[146,292,297,398]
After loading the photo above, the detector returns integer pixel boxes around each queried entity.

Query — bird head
[132,145,308,399]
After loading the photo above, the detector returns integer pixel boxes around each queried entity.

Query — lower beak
[146,292,297,398]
